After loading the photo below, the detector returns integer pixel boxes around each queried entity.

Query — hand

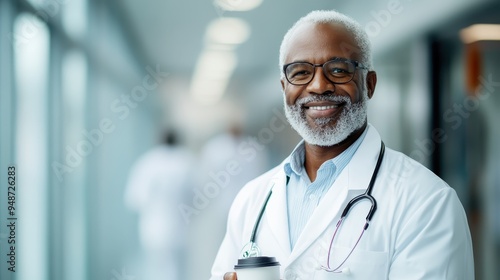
[223,272,237,280]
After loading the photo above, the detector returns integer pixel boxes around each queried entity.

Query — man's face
[281,22,375,146]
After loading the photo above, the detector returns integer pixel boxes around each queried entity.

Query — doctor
[211,10,474,280]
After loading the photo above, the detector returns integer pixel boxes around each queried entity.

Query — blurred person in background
[199,122,268,217]
[188,121,268,280]
[212,10,474,280]
[125,129,195,280]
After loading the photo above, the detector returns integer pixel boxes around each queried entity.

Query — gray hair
[279,10,373,77]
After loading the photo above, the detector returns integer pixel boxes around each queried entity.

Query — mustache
[295,95,351,106]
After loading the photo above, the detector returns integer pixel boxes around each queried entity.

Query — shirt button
[309,194,316,200]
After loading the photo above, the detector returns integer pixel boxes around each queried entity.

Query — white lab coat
[125,145,195,280]
[210,124,474,280]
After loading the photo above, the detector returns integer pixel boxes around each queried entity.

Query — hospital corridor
[1,0,500,279]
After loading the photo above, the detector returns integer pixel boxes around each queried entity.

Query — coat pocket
[312,247,389,280]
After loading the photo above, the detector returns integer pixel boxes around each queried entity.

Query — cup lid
[234,256,280,269]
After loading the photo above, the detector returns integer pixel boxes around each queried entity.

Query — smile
[307,105,340,110]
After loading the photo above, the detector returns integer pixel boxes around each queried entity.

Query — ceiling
[119,0,351,75]
[117,0,496,144]
[119,0,493,75]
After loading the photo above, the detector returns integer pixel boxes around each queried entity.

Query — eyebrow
[286,56,347,64]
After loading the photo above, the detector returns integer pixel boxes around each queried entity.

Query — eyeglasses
[283,58,368,86]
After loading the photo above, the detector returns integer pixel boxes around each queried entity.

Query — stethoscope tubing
[245,141,385,259]
[323,141,385,272]
[250,187,274,243]
[341,141,385,223]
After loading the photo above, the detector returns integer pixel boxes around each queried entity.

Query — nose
[306,66,335,94]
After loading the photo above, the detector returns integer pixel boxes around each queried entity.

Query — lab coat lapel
[287,167,357,263]
[287,124,382,264]
[265,172,292,256]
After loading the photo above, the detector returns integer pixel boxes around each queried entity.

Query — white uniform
[125,145,195,280]
[210,125,474,279]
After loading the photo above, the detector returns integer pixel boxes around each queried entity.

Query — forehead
[284,22,362,64]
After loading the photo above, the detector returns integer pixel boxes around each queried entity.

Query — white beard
[284,93,368,146]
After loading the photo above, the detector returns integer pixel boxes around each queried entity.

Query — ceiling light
[190,50,237,104]
[460,24,500,44]
[206,17,250,45]
[214,0,263,11]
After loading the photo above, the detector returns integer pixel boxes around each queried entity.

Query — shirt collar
[283,127,368,179]
[284,140,306,177]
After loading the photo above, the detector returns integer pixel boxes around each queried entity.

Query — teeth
[309,105,338,110]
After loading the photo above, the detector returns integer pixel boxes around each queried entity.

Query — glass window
[61,49,88,280]
[62,0,88,39]
[14,13,50,280]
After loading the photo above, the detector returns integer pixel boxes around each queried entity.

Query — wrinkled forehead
[284,22,363,64]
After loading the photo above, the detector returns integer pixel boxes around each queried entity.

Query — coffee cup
[234,256,280,280]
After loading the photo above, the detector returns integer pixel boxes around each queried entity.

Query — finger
[223,272,237,280]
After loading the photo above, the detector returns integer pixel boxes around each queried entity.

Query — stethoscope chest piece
[239,141,386,272]
[240,241,261,258]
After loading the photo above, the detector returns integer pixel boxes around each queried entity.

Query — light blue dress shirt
[284,128,367,250]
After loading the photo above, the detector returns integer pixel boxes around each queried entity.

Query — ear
[280,78,285,92]
[366,71,377,99]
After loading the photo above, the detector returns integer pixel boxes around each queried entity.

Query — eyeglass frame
[282,57,369,86]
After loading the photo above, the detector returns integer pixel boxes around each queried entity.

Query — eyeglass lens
[285,60,357,85]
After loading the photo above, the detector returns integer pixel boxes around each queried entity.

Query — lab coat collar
[265,171,293,257]
[285,124,383,264]
[345,123,383,191]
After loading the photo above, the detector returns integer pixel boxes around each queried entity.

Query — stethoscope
[240,141,385,273]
